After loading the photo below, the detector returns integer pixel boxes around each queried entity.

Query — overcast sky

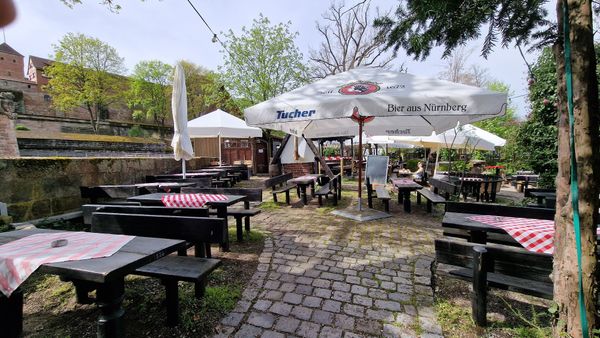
[4,1,556,117]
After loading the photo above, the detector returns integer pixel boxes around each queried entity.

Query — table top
[290,174,324,185]
[0,229,185,284]
[390,178,422,190]
[128,193,246,207]
[442,212,511,234]
[154,172,219,178]
[529,191,557,198]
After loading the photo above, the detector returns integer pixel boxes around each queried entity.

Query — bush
[128,125,147,138]
[322,146,337,156]
[405,159,420,171]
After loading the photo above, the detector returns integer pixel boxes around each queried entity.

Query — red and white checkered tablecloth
[0,232,134,297]
[295,175,319,182]
[161,193,228,208]
[324,156,351,161]
[466,215,591,255]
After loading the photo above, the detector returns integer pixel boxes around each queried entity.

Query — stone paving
[214,193,445,338]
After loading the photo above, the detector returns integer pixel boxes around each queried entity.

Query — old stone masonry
[214,207,444,338]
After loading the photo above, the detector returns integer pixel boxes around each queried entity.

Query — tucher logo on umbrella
[339,81,380,95]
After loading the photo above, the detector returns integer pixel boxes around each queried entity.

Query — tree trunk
[552,1,599,337]
[86,103,98,133]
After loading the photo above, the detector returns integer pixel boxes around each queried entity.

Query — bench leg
[368,193,373,208]
[417,193,422,205]
[0,288,23,338]
[235,216,243,242]
[285,190,290,204]
[163,279,179,327]
[427,200,433,213]
[472,246,488,327]
[245,216,250,233]
[333,193,338,206]
[272,192,278,203]
[383,200,389,213]
[318,195,323,206]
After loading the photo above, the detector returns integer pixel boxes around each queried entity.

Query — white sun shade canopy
[188,109,263,138]
[389,124,505,151]
[244,68,507,139]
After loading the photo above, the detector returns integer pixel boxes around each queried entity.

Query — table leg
[0,288,23,338]
[398,189,404,204]
[403,191,411,213]
[96,278,125,338]
[217,206,230,252]
[301,185,308,205]
[310,182,316,197]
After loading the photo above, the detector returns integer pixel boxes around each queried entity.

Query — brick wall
[0,157,212,221]
[283,162,315,177]
[0,115,19,157]
[0,51,24,80]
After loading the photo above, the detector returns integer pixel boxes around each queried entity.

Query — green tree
[219,14,309,104]
[128,60,172,135]
[179,60,241,118]
[376,1,599,336]
[219,14,309,157]
[45,33,127,133]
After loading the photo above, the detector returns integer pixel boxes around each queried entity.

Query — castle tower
[0,42,24,80]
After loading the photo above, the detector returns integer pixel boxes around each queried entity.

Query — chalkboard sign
[365,155,389,185]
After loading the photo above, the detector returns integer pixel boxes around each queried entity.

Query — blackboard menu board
[366,155,389,185]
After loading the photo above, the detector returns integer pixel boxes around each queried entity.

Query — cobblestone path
[215,197,445,338]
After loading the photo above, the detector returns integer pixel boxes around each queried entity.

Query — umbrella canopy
[171,62,194,177]
[188,109,263,138]
[389,128,499,151]
[187,109,262,166]
[244,68,507,138]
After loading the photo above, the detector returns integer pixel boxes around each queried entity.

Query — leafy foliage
[179,61,241,118]
[218,14,309,104]
[374,1,551,59]
[128,60,172,133]
[45,33,127,132]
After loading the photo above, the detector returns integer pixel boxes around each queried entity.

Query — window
[12,59,16,63]
[240,140,249,148]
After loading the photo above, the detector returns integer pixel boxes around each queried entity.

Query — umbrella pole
[218,135,222,166]
[434,146,440,176]
[182,160,187,179]
[358,121,363,211]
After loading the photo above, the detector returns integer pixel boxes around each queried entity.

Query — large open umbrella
[244,68,507,210]
[187,109,262,166]
[171,62,194,178]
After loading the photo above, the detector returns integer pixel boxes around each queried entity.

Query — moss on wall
[0,157,211,222]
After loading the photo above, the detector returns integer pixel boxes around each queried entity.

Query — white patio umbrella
[244,68,507,210]
[171,62,194,179]
[187,109,262,166]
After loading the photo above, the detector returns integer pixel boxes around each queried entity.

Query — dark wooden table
[390,178,423,212]
[442,211,510,243]
[288,174,324,205]
[127,193,246,250]
[529,191,557,208]
[0,229,185,338]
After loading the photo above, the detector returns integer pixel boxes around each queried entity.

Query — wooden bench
[181,187,263,242]
[85,205,212,255]
[91,212,227,327]
[315,174,341,207]
[264,173,296,204]
[435,238,553,327]
[82,202,142,225]
[366,177,390,212]
[416,189,446,213]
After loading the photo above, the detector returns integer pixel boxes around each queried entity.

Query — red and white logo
[338,81,380,95]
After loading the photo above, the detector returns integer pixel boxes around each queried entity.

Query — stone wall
[0,114,19,157]
[0,157,211,221]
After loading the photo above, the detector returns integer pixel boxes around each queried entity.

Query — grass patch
[227,228,265,243]
[435,299,474,334]
[259,200,281,210]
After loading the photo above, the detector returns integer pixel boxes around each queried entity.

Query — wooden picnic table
[528,191,557,208]
[288,174,324,205]
[0,228,185,338]
[390,178,422,213]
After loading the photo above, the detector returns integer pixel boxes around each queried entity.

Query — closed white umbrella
[171,62,194,178]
